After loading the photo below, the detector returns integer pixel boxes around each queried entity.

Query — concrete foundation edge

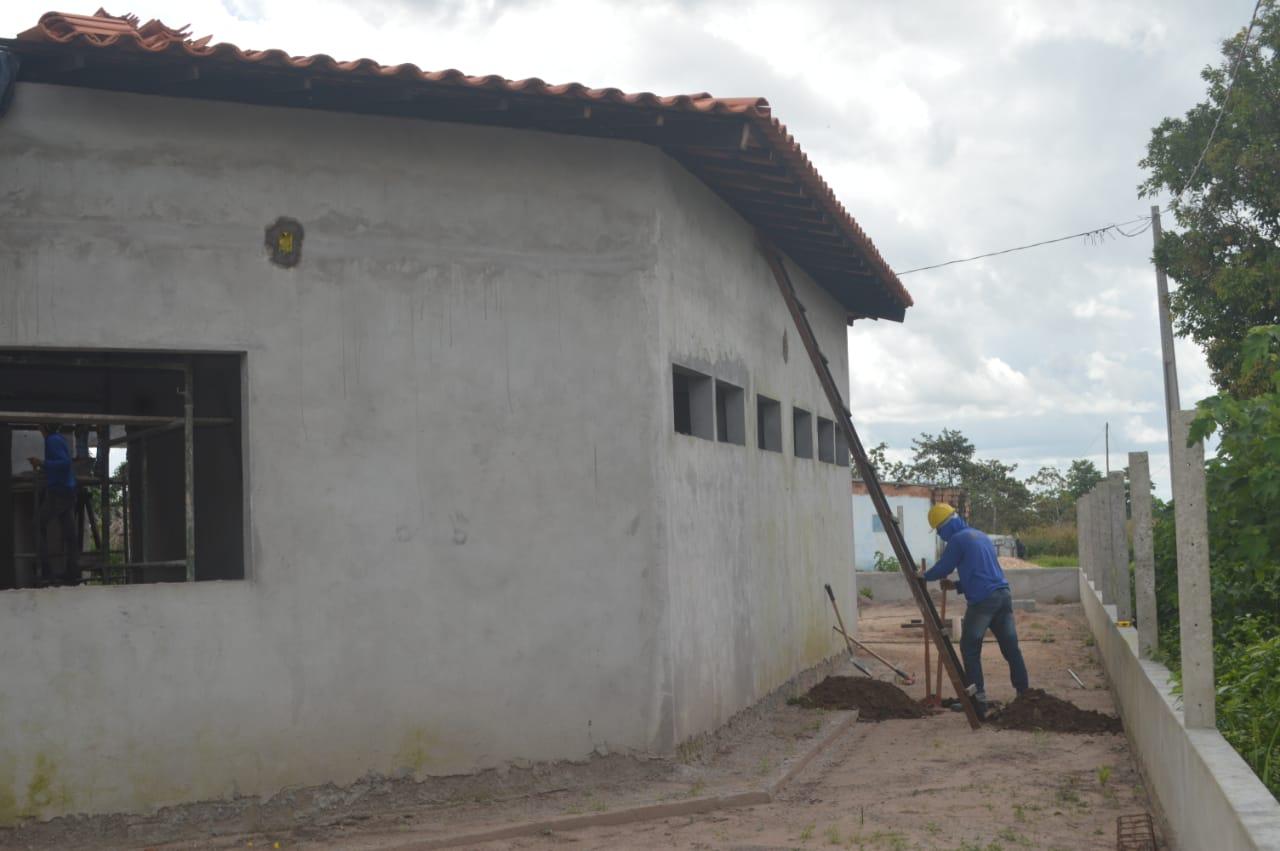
[1078,573,1280,851]
[390,711,860,850]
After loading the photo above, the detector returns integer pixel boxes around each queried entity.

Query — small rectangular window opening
[757,396,782,452]
[835,426,850,467]
[817,416,835,463]
[715,380,745,445]
[673,365,713,440]
[793,407,813,458]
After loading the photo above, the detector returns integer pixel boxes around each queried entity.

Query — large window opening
[757,395,782,452]
[673,365,713,440]
[1,349,245,589]
[715,380,745,445]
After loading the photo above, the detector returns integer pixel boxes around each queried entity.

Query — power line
[894,214,1153,276]
[893,0,1264,278]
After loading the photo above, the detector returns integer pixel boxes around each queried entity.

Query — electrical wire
[894,214,1153,276]
[893,0,1265,278]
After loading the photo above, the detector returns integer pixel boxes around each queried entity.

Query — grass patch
[1029,554,1078,567]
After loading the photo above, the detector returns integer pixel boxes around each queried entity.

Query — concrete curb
[765,710,859,797]
[387,711,859,850]
[1079,574,1280,850]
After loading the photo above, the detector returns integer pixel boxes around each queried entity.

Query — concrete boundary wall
[854,567,1081,607]
[1078,573,1280,850]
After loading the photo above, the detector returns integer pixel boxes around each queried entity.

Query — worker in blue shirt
[28,423,80,586]
[920,503,1028,717]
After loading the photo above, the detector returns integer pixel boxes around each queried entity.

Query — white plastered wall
[652,157,856,744]
[0,80,866,820]
[0,83,671,820]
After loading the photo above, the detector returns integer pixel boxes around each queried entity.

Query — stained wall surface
[0,81,860,820]
[0,82,672,820]
[653,159,856,744]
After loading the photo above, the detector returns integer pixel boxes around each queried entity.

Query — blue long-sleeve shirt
[923,515,1008,604]
[43,433,76,492]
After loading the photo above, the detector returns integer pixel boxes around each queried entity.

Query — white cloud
[1072,293,1133,320]
[1124,416,1167,444]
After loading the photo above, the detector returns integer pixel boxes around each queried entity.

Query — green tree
[1140,2,1280,394]
[965,458,1033,533]
[864,441,911,482]
[1027,465,1070,525]
[1064,458,1103,501]
[1188,325,1280,627]
[906,429,974,487]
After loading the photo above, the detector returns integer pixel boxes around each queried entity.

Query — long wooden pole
[761,239,980,728]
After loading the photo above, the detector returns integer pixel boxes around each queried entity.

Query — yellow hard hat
[928,503,956,530]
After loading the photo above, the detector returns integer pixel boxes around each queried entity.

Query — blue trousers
[960,587,1029,702]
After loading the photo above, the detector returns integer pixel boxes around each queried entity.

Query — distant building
[851,481,965,571]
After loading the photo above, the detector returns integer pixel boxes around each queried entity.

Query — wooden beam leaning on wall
[756,235,981,730]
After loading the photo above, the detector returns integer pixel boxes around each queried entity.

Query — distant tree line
[862,428,1104,535]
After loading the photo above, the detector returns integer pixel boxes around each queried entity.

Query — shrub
[1215,618,1280,795]
[1019,523,1077,558]
[1029,554,1077,567]
[871,551,899,572]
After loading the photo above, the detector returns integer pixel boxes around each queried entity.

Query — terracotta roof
[5,9,912,321]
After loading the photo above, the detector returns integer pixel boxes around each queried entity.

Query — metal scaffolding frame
[2,354,234,585]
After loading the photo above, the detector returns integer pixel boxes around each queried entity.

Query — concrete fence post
[1129,451,1158,658]
[1087,488,1100,583]
[1093,484,1114,605]
[1076,496,1089,579]
[1171,410,1214,728]
[1083,490,1095,583]
[1108,471,1133,622]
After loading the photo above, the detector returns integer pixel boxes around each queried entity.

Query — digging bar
[936,582,947,699]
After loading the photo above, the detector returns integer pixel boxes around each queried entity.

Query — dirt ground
[445,602,1157,851]
[0,602,1160,851]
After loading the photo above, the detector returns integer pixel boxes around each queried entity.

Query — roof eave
[0,30,912,321]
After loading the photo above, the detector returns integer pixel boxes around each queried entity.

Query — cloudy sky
[2,0,1248,497]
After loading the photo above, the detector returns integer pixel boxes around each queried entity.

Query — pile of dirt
[795,676,929,721]
[987,688,1122,734]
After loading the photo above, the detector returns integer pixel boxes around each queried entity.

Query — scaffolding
[2,354,234,586]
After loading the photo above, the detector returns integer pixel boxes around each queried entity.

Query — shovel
[823,583,875,678]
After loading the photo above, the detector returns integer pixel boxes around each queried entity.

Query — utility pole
[1151,205,1182,463]
[1105,422,1110,474]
